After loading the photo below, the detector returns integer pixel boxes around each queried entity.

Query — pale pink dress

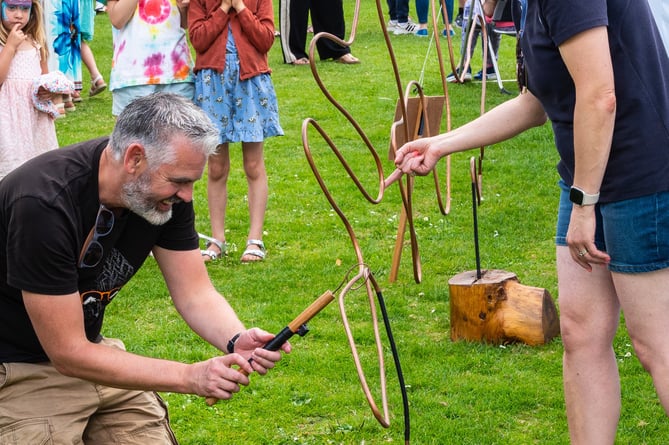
[0,43,58,179]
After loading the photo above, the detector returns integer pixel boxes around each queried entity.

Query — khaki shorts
[0,338,178,444]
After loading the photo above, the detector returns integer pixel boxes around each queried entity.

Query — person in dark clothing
[395,0,669,443]
[279,0,359,65]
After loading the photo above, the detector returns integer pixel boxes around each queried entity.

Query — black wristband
[226,332,241,354]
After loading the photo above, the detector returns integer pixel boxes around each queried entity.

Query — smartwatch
[569,186,600,206]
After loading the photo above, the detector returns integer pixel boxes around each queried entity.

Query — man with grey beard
[0,93,290,444]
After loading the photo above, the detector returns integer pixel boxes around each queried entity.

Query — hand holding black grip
[206,290,335,405]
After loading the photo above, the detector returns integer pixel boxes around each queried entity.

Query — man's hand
[232,327,291,375]
[190,354,253,400]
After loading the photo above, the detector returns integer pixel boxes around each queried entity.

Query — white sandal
[241,239,266,263]
[89,75,107,97]
[199,233,226,261]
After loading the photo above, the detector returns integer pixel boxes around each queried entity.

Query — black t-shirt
[517,0,669,202]
[0,137,199,363]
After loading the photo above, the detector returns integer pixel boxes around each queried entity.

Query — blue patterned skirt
[194,53,283,144]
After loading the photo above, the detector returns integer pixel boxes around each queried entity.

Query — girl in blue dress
[189,0,283,263]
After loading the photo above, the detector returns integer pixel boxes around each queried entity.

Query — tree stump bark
[448,269,560,345]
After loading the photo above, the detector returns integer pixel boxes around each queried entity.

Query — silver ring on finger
[578,249,587,257]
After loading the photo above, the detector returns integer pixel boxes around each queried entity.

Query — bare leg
[614,268,669,414]
[240,141,267,261]
[81,41,102,83]
[205,144,230,259]
[81,41,106,96]
[557,246,621,445]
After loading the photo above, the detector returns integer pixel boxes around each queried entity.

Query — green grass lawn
[54,2,668,443]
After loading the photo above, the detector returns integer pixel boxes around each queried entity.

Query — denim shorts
[555,180,669,273]
[112,82,195,116]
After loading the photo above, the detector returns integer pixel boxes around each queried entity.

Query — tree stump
[448,269,560,345]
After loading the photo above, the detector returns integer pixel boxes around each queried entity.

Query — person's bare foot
[291,57,310,65]
[335,53,360,64]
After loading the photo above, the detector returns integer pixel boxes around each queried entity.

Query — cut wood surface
[448,269,560,345]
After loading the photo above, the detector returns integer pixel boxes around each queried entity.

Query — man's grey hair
[109,92,219,169]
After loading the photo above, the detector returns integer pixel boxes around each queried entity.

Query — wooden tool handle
[287,290,334,332]
[206,290,334,406]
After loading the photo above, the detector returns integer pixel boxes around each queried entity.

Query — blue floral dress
[44,0,82,90]
[194,29,283,144]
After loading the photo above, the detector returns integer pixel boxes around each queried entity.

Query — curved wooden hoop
[298,0,492,438]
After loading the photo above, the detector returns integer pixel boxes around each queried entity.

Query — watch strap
[226,332,241,354]
[570,186,600,206]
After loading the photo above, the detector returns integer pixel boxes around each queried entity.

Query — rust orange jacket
[188,0,275,80]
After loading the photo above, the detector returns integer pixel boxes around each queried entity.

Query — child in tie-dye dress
[106,0,194,116]
[189,0,283,263]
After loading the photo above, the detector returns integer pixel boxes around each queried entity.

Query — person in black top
[0,92,290,443]
[395,0,669,442]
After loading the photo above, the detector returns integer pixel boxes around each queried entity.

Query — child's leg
[206,144,230,257]
[241,141,267,256]
[81,40,106,95]
[81,41,102,83]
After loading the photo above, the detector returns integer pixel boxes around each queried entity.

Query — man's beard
[121,171,180,226]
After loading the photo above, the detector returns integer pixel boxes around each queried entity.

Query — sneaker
[394,21,417,35]
[386,20,398,31]
[415,28,428,37]
[473,66,497,81]
[446,67,472,83]
[441,28,455,38]
[455,12,463,28]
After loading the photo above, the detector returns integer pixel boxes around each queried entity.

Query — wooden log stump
[448,269,560,345]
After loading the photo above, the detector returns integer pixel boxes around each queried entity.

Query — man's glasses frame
[78,205,115,268]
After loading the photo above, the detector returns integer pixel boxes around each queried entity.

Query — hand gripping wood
[206,290,335,405]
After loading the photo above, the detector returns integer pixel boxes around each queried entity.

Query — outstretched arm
[154,246,290,373]
[23,289,256,401]
[394,90,547,175]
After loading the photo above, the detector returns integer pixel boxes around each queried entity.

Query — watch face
[569,187,583,205]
